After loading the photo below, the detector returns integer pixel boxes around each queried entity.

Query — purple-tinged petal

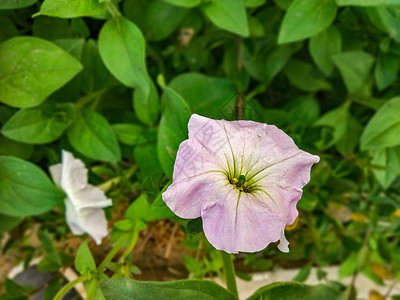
[201,186,285,253]
[278,229,289,253]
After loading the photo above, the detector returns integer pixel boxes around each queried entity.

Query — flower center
[230,174,252,193]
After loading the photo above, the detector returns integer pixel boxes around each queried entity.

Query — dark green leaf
[0,0,37,9]
[332,51,375,94]
[293,264,312,282]
[99,278,237,300]
[374,52,399,91]
[278,0,337,44]
[0,136,33,159]
[163,0,201,7]
[67,109,121,162]
[0,37,82,108]
[309,25,342,75]
[112,124,148,145]
[168,73,236,119]
[0,213,23,234]
[0,156,64,216]
[371,147,400,188]
[1,102,76,144]
[248,282,344,300]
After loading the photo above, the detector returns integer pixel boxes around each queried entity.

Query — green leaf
[34,0,106,18]
[371,147,400,188]
[157,84,191,177]
[1,102,76,144]
[67,109,121,162]
[336,114,362,155]
[314,102,350,149]
[374,52,399,90]
[0,136,34,159]
[99,17,148,90]
[0,37,82,108]
[168,73,236,119]
[337,0,400,6]
[38,230,61,265]
[75,241,97,274]
[248,282,344,300]
[112,124,148,145]
[244,0,266,7]
[125,194,174,222]
[142,1,190,40]
[99,278,237,300]
[202,0,249,36]
[132,78,159,127]
[0,213,23,234]
[278,0,337,44]
[361,97,400,150]
[0,17,19,43]
[163,0,201,7]
[0,156,64,216]
[293,264,312,282]
[309,25,342,75]
[332,51,375,94]
[375,7,400,43]
[0,0,37,9]
[339,252,358,278]
[284,59,332,92]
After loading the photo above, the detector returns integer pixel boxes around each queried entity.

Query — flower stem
[119,229,139,263]
[53,275,89,300]
[97,234,129,272]
[221,251,238,298]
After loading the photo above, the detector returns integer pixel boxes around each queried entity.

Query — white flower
[50,150,112,245]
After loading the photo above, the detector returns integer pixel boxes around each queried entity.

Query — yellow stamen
[232,178,238,184]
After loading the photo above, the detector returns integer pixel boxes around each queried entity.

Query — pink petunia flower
[162,114,319,253]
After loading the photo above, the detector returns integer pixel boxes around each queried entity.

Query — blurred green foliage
[1,0,400,299]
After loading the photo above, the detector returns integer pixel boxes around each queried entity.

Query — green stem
[53,275,89,300]
[98,165,138,193]
[221,251,238,298]
[106,1,122,18]
[97,234,129,272]
[119,229,139,263]
[86,278,99,300]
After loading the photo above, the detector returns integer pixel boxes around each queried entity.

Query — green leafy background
[1,0,400,299]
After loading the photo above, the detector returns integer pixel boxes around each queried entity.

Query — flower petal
[49,163,62,187]
[163,138,225,219]
[278,229,289,253]
[65,199,108,245]
[201,186,285,253]
[60,150,88,194]
[70,185,112,209]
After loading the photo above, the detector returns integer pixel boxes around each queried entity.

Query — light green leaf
[157,84,191,177]
[361,97,400,150]
[1,102,76,144]
[202,0,249,36]
[0,156,64,216]
[278,0,337,44]
[339,252,358,278]
[112,124,149,145]
[309,25,342,75]
[75,241,97,274]
[0,0,37,9]
[374,52,399,90]
[67,110,121,162]
[337,0,400,6]
[248,282,344,300]
[284,59,332,92]
[99,278,236,300]
[168,73,236,119]
[332,51,375,94]
[0,37,82,108]
[375,7,400,43]
[98,17,148,90]
[34,0,106,18]
[163,0,201,7]
[125,194,174,222]
[371,147,400,188]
